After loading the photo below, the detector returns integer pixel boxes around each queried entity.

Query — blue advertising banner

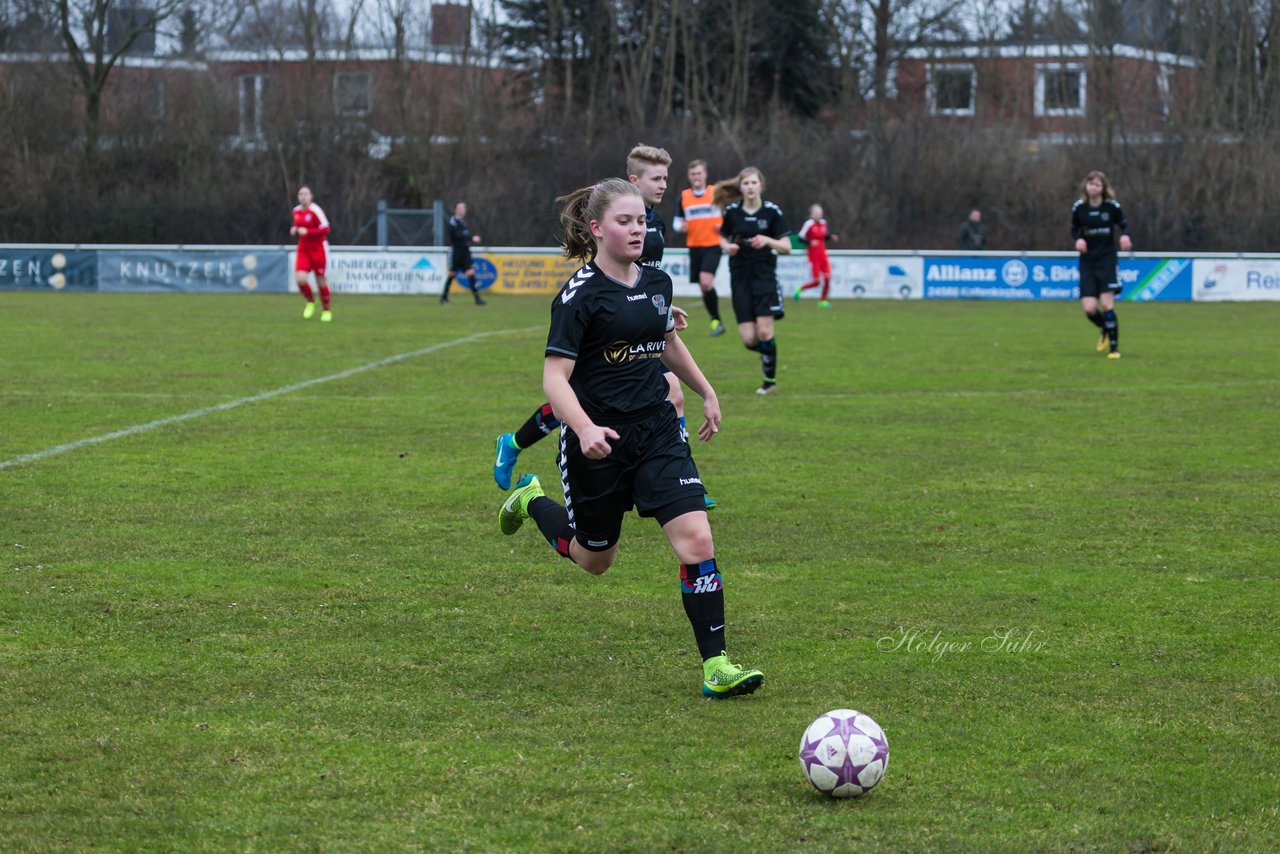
[923,256,1193,301]
[97,250,290,293]
[0,249,96,290]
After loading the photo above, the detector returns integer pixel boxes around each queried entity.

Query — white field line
[1,326,542,471]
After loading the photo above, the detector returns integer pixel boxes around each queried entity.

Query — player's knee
[682,530,714,564]
[578,553,614,575]
[572,540,617,575]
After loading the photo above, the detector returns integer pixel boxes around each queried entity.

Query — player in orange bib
[673,159,727,336]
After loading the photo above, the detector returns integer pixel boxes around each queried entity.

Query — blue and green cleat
[702,652,764,698]
[493,432,521,490]
[499,474,544,535]
[704,495,717,511]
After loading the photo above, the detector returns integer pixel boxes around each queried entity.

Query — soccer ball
[798,709,889,798]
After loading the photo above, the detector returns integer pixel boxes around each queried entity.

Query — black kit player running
[494,202,667,486]
[721,198,789,391]
[493,193,718,506]
[541,263,706,548]
[1072,196,1129,355]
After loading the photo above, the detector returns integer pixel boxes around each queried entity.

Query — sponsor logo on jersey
[626,292,649,301]
[603,338,667,364]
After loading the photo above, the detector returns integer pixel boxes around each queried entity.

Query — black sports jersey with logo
[546,263,677,424]
[643,205,666,266]
[720,201,789,274]
[448,216,473,266]
[1071,199,1129,262]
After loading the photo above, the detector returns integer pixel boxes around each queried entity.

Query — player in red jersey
[793,204,838,308]
[291,186,332,321]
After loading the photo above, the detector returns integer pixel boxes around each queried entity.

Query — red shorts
[296,242,329,276]
[808,252,831,278]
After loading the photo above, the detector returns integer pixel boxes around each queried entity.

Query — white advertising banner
[658,251,923,300]
[293,249,451,295]
[1192,258,1280,301]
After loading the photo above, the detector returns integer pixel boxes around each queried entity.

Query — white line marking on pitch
[1,326,542,471]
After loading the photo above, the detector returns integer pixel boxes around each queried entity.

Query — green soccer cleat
[302,302,316,319]
[493,433,521,490]
[818,300,831,309]
[320,310,333,322]
[702,652,764,698]
[704,494,717,511]
[792,286,802,301]
[499,474,543,535]
[710,318,726,337]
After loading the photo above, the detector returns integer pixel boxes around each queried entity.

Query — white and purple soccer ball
[798,709,889,798]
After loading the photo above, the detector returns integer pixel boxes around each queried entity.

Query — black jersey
[720,201,789,273]
[546,262,677,424]
[642,205,666,266]
[1071,199,1129,262]
[448,216,473,253]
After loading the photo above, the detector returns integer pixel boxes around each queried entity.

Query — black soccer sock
[467,273,483,301]
[441,274,453,299]
[1103,309,1119,350]
[680,559,726,660]
[758,337,777,382]
[701,290,721,322]
[513,403,560,450]
[1086,310,1105,329]
[528,496,575,558]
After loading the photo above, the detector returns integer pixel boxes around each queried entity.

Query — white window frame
[1035,63,1086,117]
[1156,64,1173,119]
[151,78,166,121]
[238,73,268,138]
[333,71,373,117]
[927,63,976,116]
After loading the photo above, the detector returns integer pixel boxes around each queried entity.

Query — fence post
[376,200,388,247]
[433,200,445,246]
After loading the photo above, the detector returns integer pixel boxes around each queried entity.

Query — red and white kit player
[794,203,838,308]
[291,185,332,321]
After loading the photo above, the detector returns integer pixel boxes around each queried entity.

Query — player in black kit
[498,178,763,698]
[715,167,791,394]
[1071,171,1132,359]
[441,201,485,305]
[492,145,717,509]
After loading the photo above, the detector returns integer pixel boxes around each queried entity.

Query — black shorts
[730,268,784,324]
[558,404,707,552]
[451,250,473,273]
[1079,259,1121,298]
[689,246,722,282]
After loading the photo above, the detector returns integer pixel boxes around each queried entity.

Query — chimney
[430,3,470,49]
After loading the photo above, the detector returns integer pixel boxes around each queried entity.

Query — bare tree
[45,0,182,163]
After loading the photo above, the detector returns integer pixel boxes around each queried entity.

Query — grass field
[2,292,1278,852]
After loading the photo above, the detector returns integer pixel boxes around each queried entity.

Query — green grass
[2,292,1278,852]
